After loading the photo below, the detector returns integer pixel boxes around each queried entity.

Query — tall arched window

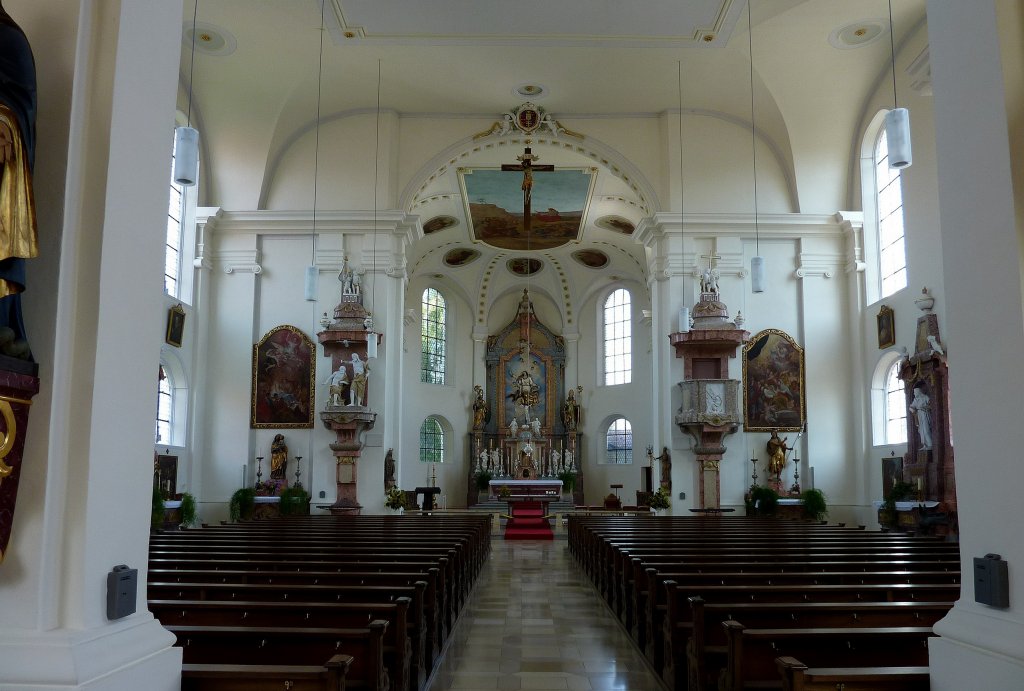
[421,288,446,384]
[165,137,184,298]
[603,288,632,385]
[419,416,444,463]
[884,360,908,445]
[156,365,173,444]
[876,127,907,298]
[605,417,633,464]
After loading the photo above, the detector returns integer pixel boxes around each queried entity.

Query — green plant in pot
[746,486,779,516]
[151,485,167,530]
[648,487,670,512]
[229,487,256,522]
[474,469,493,492]
[556,470,576,494]
[384,486,407,511]
[179,492,198,527]
[881,480,915,527]
[799,488,828,521]
[279,486,311,516]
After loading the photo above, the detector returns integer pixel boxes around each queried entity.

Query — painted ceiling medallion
[572,249,609,269]
[828,20,885,50]
[183,22,237,56]
[472,101,582,140]
[514,83,547,99]
[595,215,635,235]
[423,215,459,234]
[507,258,543,276]
[443,248,481,267]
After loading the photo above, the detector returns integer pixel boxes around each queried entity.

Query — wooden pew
[720,622,934,691]
[170,621,390,691]
[153,598,415,691]
[680,599,950,691]
[181,655,353,691]
[775,656,930,691]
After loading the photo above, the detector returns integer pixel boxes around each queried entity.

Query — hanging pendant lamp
[885,0,912,169]
[173,1,200,186]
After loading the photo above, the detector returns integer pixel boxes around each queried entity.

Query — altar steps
[503,501,554,540]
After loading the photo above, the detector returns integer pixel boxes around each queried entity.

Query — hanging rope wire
[370,59,381,312]
[185,0,198,126]
[311,0,326,268]
[677,59,686,312]
[747,0,760,256]
[888,0,899,110]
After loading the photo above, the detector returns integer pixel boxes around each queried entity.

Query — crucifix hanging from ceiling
[457,149,597,251]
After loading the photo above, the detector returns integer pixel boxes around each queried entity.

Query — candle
[916,477,923,490]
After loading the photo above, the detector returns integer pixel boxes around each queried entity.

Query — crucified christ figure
[501,145,554,236]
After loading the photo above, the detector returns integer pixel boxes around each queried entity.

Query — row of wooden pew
[148,514,491,691]
[567,515,960,690]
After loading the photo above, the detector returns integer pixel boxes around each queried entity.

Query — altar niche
[467,289,582,505]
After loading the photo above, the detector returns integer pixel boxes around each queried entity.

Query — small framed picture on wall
[165,304,186,347]
[877,305,895,349]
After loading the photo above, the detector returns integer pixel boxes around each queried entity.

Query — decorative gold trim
[0,394,32,406]
[0,400,18,483]
[701,459,720,472]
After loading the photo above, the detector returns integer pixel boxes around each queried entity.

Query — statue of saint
[471,384,489,429]
[270,434,288,480]
[349,353,369,406]
[0,5,39,356]
[383,448,396,489]
[563,387,581,430]
[909,385,933,450]
[326,366,348,407]
[766,431,790,478]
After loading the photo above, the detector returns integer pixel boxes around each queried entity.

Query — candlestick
[294,456,302,488]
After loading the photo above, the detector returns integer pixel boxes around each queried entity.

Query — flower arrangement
[497,485,511,499]
[384,486,407,511]
[648,487,670,511]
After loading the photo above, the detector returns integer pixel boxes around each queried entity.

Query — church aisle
[427,537,666,691]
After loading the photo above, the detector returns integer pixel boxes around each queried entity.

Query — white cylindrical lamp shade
[304,265,317,301]
[678,307,690,333]
[366,333,378,359]
[751,255,766,293]
[173,126,200,186]
[885,108,913,169]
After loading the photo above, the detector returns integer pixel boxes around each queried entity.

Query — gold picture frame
[165,304,185,347]
[250,325,315,429]
[742,328,807,432]
[877,305,895,349]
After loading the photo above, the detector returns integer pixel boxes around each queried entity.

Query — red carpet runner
[503,500,554,540]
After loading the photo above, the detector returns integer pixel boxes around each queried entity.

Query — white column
[0,1,183,688]
[927,0,1024,686]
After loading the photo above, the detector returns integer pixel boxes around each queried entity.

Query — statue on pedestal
[909,385,933,450]
[270,434,288,480]
[471,384,489,429]
[766,431,790,479]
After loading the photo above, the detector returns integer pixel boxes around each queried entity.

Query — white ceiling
[181,0,928,287]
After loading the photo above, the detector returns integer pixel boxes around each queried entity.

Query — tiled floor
[427,539,667,691]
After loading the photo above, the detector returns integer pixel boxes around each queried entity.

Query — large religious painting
[742,328,806,432]
[251,325,315,428]
[459,167,596,250]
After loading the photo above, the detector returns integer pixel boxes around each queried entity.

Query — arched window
[166,137,184,298]
[420,288,446,384]
[156,365,173,444]
[605,417,633,464]
[884,360,908,445]
[419,416,444,462]
[876,126,907,298]
[603,288,632,385]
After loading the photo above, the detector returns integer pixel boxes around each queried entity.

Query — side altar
[467,290,583,505]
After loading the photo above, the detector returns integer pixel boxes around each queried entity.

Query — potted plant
[881,481,915,528]
[179,492,198,528]
[151,485,167,530]
[746,486,779,516]
[279,486,311,516]
[384,486,407,513]
[474,469,493,500]
[556,469,576,495]
[799,488,828,522]
[229,487,257,522]
[648,487,670,514]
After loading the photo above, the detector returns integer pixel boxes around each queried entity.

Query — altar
[489,479,562,498]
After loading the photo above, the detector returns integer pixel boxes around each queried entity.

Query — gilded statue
[0,5,39,357]
[766,431,790,478]
[270,433,287,480]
